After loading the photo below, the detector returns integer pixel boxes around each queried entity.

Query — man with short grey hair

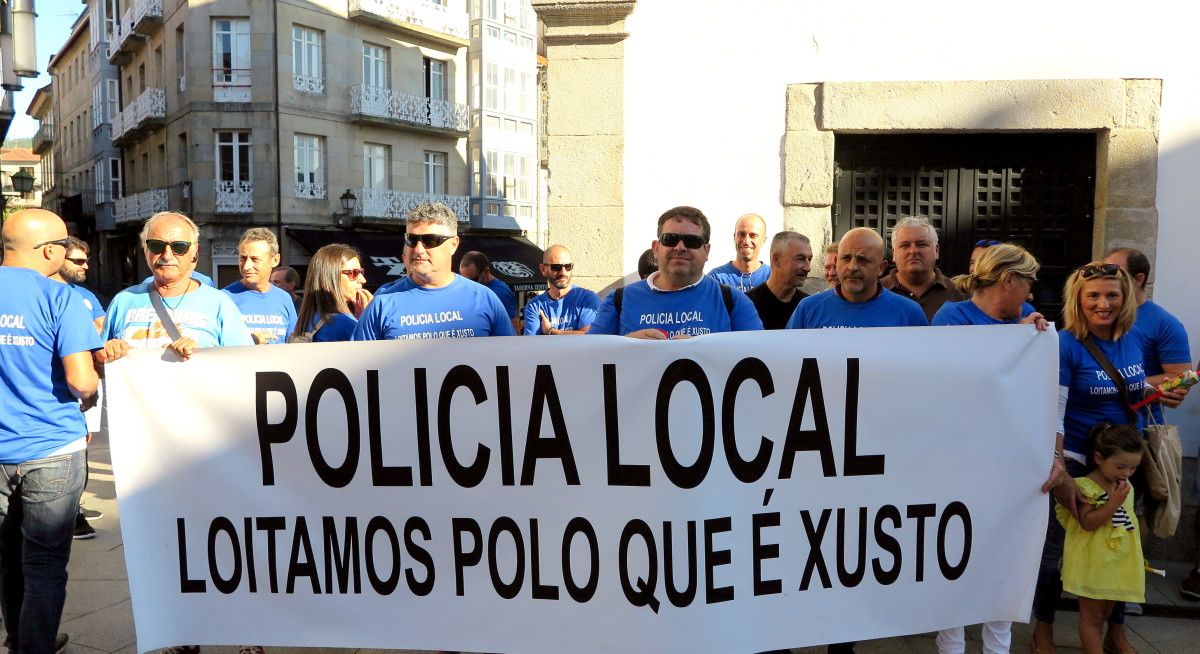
[746,231,813,329]
[223,227,297,344]
[881,216,963,321]
[353,203,514,340]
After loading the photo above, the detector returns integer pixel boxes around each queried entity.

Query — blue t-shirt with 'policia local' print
[0,268,103,463]
[352,275,515,340]
[222,281,299,344]
[588,274,763,337]
[1059,330,1147,460]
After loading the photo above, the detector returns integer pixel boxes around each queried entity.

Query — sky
[5,3,86,142]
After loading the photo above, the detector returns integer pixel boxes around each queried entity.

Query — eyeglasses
[546,263,574,272]
[404,233,454,249]
[145,239,193,256]
[975,239,1003,248]
[32,237,72,250]
[340,268,365,279]
[658,232,707,249]
[1078,263,1121,279]
[66,257,89,266]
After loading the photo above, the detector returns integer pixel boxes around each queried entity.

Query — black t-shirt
[746,283,807,330]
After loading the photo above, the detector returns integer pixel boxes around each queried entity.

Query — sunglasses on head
[145,239,193,256]
[546,263,574,272]
[340,268,365,279]
[975,239,1002,248]
[1078,263,1121,279]
[66,257,88,266]
[404,233,454,249]
[32,237,72,250]
[658,232,707,249]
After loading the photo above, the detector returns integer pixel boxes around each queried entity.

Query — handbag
[287,315,330,343]
[1080,335,1183,537]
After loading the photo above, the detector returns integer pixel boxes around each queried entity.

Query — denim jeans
[0,450,86,654]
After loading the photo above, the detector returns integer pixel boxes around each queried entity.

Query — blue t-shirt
[309,313,357,343]
[522,287,601,335]
[1131,300,1191,422]
[353,275,516,340]
[0,268,103,463]
[222,281,299,345]
[1059,331,1147,457]
[931,299,1035,326]
[142,270,216,287]
[786,287,927,329]
[484,277,518,319]
[70,284,106,321]
[103,282,254,349]
[589,275,763,337]
[707,261,772,293]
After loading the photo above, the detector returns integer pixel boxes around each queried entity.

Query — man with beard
[881,216,964,321]
[522,245,600,335]
[746,231,813,329]
[706,212,771,292]
[590,206,762,338]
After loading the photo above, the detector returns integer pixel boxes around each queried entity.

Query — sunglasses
[66,257,89,266]
[404,233,454,249]
[975,239,1002,247]
[659,232,707,249]
[546,263,574,272]
[145,239,193,256]
[1078,263,1121,279]
[32,237,72,250]
[340,268,365,279]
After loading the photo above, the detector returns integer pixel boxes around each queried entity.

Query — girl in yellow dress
[1056,423,1146,654]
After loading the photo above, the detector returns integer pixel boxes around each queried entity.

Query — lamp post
[0,168,36,230]
[335,189,356,227]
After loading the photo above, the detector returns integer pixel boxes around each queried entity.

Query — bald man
[523,245,601,335]
[1,209,101,653]
[96,211,252,365]
[786,227,926,329]
[706,213,771,292]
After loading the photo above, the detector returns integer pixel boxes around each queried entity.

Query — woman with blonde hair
[291,244,373,342]
[1031,262,1146,654]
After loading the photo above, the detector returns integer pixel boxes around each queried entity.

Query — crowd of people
[1,202,1198,654]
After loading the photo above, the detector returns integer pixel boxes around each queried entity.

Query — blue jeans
[0,450,86,654]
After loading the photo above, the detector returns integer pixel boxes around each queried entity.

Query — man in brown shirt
[881,215,963,321]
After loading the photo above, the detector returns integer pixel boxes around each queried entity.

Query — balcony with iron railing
[111,88,166,144]
[216,181,254,214]
[32,123,54,154]
[113,187,169,225]
[349,85,469,135]
[293,73,325,95]
[347,0,469,49]
[349,188,469,223]
[110,0,164,62]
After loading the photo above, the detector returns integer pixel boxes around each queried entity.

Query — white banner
[106,326,1057,653]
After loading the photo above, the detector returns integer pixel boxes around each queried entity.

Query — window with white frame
[485,150,499,197]
[469,57,480,109]
[363,143,389,189]
[92,83,104,128]
[362,43,389,89]
[484,63,498,111]
[293,134,325,199]
[424,152,446,195]
[216,131,252,182]
[503,67,516,114]
[94,161,104,202]
[104,0,117,42]
[106,79,119,123]
[425,58,445,102]
[109,157,123,201]
[212,19,251,102]
[291,26,323,94]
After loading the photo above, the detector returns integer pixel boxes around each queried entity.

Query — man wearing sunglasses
[590,206,763,338]
[706,213,772,292]
[354,203,515,340]
[97,212,252,364]
[881,216,964,322]
[0,209,102,654]
[223,228,298,345]
[522,245,600,335]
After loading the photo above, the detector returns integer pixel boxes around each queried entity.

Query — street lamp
[339,189,357,213]
[10,169,33,194]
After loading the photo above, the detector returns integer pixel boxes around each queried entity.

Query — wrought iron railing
[349,187,469,222]
[348,0,469,40]
[215,181,254,213]
[111,88,166,141]
[113,187,168,224]
[350,85,469,131]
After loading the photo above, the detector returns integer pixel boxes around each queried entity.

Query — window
[362,43,388,89]
[425,58,445,102]
[469,57,480,109]
[94,161,104,201]
[92,83,104,128]
[291,26,323,94]
[485,150,499,196]
[176,26,186,93]
[504,67,516,114]
[212,19,251,102]
[103,0,117,43]
[424,151,446,195]
[485,0,499,20]
[363,143,389,189]
[216,131,252,182]
[484,63,498,110]
[109,157,123,201]
[106,79,119,123]
[486,26,499,40]
[293,134,325,199]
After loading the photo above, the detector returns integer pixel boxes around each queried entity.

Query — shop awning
[286,228,546,292]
